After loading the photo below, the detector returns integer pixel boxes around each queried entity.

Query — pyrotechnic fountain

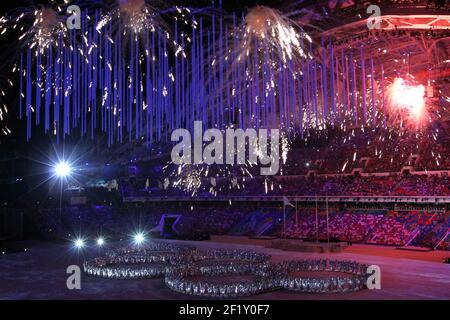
[0,1,443,194]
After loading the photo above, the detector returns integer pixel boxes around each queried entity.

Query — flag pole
[315,196,319,243]
[326,196,329,244]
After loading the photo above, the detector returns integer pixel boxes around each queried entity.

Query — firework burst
[0,5,68,52]
[0,3,70,139]
[162,129,292,197]
[28,7,67,51]
[95,0,194,46]
[96,0,165,34]
[241,6,311,65]
[386,77,430,128]
[201,5,313,133]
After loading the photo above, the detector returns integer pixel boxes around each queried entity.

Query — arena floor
[0,237,449,300]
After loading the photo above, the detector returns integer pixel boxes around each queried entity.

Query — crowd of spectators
[391,175,450,196]
[174,206,251,237]
[327,211,385,242]
[31,204,162,240]
[29,202,255,241]
[26,200,450,251]
[120,173,450,199]
[279,209,385,243]
[367,211,439,246]
[437,233,450,251]
[278,209,446,248]
[279,209,333,240]
[26,124,450,250]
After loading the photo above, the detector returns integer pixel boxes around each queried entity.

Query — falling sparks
[387,78,427,124]
[29,7,67,51]
[0,0,447,181]
[243,6,309,64]
[117,0,156,34]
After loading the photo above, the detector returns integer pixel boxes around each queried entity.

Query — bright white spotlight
[388,78,426,122]
[74,239,84,249]
[134,232,145,245]
[96,237,105,246]
[54,161,72,178]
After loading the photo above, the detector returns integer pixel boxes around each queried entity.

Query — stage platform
[212,236,347,253]
[210,235,449,262]
[271,239,348,253]
[248,236,278,240]
[397,246,433,252]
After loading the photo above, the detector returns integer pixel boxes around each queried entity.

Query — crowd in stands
[114,125,450,200]
[367,212,414,246]
[279,209,385,243]
[279,208,446,247]
[20,121,450,251]
[279,124,450,176]
[174,206,251,237]
[120,173,450,199]
[28,202,254,241]
[328,211,384,242]
[24,199,450,251]
[31,204,162,240]
[391,175,450,196]
[437,233,450,251]
[428,212,450,250]
[279,209,332,240]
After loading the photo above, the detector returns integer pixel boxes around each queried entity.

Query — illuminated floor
[0,239,449,300]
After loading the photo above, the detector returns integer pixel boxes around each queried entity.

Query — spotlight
[74,239,85,249]
[96,237,105,246]
[133,232,145,245]
[54,161,72,178]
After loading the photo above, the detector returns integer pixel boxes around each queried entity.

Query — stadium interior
[0,0,449,301]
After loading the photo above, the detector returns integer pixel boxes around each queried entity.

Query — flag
[283,197,295,208]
